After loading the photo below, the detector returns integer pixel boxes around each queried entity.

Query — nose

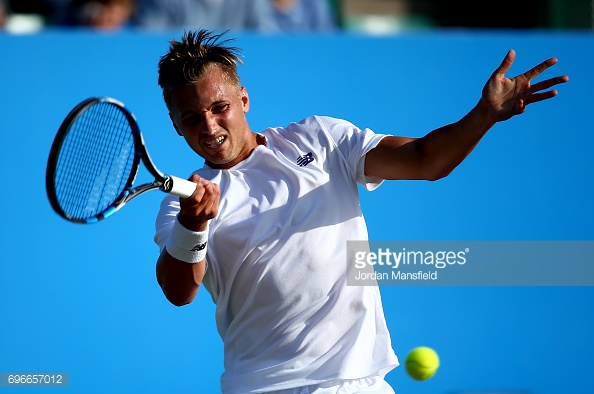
[202,112,219,135]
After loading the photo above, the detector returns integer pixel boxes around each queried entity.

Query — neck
[205,132,265,169]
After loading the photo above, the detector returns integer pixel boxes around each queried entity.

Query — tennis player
[153,30,568,393]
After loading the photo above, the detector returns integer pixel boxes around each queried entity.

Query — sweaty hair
[157,29,243,110]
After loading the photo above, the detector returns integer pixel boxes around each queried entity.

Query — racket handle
[164,175,197,199]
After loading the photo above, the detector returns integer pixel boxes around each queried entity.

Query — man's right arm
[155,174,220,306]
[156,251,206,306]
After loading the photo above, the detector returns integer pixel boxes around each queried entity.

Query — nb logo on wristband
[190,242,207,252]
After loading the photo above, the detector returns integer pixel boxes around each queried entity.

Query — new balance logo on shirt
[297,152,315,167]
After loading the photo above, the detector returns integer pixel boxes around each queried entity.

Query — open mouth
[205,136,226,148]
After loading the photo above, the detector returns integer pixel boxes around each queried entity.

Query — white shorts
[265,376,395,394]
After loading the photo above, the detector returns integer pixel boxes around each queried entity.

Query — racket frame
[46,97,186,224]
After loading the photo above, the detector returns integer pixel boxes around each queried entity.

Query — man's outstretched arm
[365,50,569,181]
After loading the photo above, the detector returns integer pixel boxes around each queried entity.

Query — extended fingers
[522,75,568,106]
[525,90,559,106]
[493,49,516,77]
[530,75,569,93]
[523,57,559,81]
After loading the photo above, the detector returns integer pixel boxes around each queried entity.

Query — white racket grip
[165,175,197,198]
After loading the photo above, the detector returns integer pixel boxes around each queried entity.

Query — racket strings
[54,102,136,219]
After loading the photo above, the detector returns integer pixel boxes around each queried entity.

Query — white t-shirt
[154,116,399,393]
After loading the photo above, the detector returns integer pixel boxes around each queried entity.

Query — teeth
[205,136,225,147]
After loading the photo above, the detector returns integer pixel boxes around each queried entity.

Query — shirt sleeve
[154,193,181,252]
[315,116,388,191]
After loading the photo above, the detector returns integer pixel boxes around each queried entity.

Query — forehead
[170,67,239,111]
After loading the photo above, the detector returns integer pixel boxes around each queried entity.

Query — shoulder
[270,115,356,136]
[301,115,355,128]
[299,116,368,145]
[311,116,359,135]
[263,116,372,152]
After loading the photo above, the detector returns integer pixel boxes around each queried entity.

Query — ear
[169,112,183,136]
[241,86,250,114]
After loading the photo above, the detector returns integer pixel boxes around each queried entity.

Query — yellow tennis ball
[405,346,440,381]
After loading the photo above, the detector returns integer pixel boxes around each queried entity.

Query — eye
[212,103,229,113]
[181,114,201,126]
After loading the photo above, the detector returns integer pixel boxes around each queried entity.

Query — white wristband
[165,216,208,264]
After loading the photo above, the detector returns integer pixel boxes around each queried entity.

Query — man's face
[168,66,255,169]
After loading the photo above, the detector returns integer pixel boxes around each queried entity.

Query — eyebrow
[179,100,230,118]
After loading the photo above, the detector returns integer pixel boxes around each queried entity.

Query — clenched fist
[177,174,220,232]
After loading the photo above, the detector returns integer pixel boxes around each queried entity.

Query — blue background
[1,29,593,393]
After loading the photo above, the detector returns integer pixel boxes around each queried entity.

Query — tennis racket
[46,96,197,224]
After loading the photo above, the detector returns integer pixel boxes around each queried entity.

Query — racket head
[46,97,146,224]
